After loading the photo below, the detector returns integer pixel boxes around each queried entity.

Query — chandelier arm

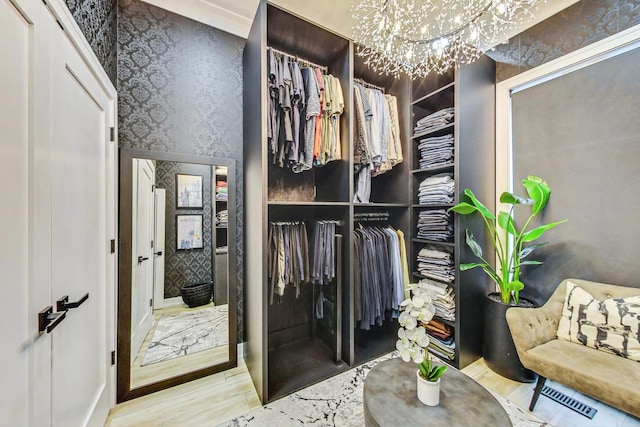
[387,1,494,45]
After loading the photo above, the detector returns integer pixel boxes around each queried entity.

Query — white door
[0,1,50,424]
[0,0,116,425]
[50,12,115,425]
[131,159,155,359]
[154,188,167,309]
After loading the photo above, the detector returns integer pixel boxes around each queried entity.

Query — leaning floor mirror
[118,148,237,402]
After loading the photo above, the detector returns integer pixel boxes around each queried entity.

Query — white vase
[416,370,440,406]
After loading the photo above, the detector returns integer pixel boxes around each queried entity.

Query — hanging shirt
[313,68,325,163]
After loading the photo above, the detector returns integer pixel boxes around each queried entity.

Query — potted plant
[416,356,448,406]
[396,281,447,405]
[449,176,566,382]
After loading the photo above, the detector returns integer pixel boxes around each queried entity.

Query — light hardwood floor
[106,356,261,427]
[106,356,640,426]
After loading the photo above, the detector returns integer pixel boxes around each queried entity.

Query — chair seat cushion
[525,339,640,417]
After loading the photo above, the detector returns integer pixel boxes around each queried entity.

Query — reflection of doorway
[153,188,166,310]
[131,159,155,360]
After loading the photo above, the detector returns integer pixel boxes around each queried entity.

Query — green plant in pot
[416,356,447,406]
[418,357,447,382]
[449,175,566,382]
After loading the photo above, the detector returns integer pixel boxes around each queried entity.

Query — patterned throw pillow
[557,281,640,362]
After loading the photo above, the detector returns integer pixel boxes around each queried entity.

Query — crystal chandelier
[352,0,543,78]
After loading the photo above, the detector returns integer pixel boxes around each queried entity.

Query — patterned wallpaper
[118,0,245,340]
[65,0,117,83]
[155,161,213,299]
[488,0,640,81]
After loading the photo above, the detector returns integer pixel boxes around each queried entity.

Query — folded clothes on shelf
[417,133,454,170]
[417,209,453,242]
[427,333,456,360]
[216,209,228,227]
[413,107,454,136]
[419,278,455,321]
[417,245,455,283]
[417,173,454,205]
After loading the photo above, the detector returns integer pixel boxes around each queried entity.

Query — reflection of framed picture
[176,174,203,208]
[176,214,203,250]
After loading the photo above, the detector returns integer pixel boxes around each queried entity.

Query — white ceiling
[140,0,580,41]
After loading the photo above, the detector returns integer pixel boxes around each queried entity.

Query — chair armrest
[506,305,559,354]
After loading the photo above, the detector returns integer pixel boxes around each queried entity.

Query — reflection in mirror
[118,149,237,402]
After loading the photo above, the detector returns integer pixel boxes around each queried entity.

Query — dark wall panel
[511,46,640,303]
[65,0,117,83]
[489,0,640,82]
[118,0,245,339]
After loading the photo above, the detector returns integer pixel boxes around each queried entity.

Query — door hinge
[151,240,154,249]
[111,351,116,366]
[110,239,116,254]
[110,127,115,142]
[149,299,153,307]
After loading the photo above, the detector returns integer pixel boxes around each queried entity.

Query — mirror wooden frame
[117,148,238,402]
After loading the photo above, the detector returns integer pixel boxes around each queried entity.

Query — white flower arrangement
[396,281,436,363]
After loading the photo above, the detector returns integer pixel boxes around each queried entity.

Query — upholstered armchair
[506,278,640,418]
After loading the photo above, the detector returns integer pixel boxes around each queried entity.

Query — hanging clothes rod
[354,77,385,93]
[268,46,329,73]
[354,212,390,222]
[269,219,344,226]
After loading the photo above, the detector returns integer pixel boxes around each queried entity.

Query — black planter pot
[483,293,537,383]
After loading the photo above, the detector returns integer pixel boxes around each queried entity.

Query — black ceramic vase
[483,293,537,383]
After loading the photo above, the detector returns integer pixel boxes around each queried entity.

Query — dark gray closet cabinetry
[244,1,496,404]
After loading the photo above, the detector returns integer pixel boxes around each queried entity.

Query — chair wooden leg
[529,375,547,411]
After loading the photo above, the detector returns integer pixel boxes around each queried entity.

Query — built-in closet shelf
[410,163,455,175]
[411,123,455,140]
[267,201,350,206]
[412,204,455,209]
[412,81,455,106]
[412,238,454,247]
[412,271,456,287]
[216,226,227,229]
[354,203,409,208]
[432,316,456,328]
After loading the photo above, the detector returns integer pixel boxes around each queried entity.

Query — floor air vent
[541,385,598,419]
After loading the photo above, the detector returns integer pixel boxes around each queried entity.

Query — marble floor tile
[220,354,547,427]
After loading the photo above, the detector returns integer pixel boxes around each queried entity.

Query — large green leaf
[428,365,448,381]
[519,242,548,259]
[522,176,551,215]
[522,220,567,242]
[464,189,495,220]
[497,211,517,235]
[516,260,543,267]
[448,202,477,215]
[465,229,483,258]
[499,192,533,205]
[460,262,486,271]
[508,280,525,293]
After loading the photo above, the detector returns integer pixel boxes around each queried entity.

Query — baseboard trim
[163,296,183,307]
